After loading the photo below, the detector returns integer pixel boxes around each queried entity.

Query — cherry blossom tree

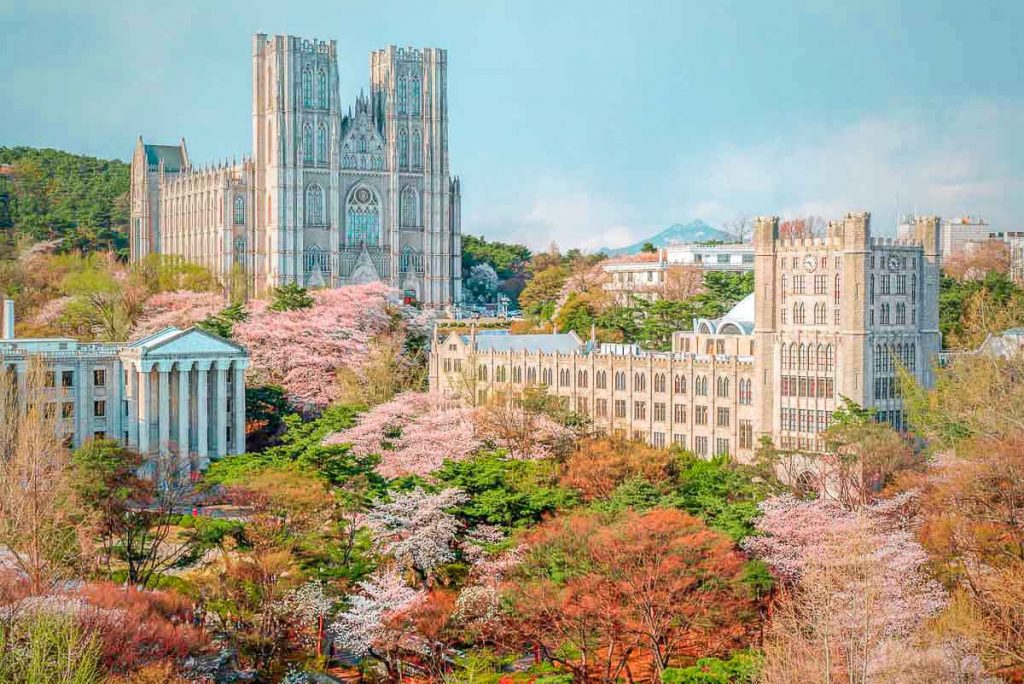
[745,493,958,680]
[329,568,425,677]
[324,392,481,477]
[233,283,410,408]
[364,488,468,584]
[131,290,226,340]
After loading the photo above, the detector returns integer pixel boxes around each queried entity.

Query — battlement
[254,33,336,57]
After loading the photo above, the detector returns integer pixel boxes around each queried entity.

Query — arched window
[317,68,328,108]
[634,373,646,392]
[345,185,380,245]
[399,245,419,273]
[834,273,841,304]
[596,371,607,389]
[317,123,328,163]
[781,275,787,303]
[696,376,708,396]
[233,196,245,225]
[804,343,814,370]
[411,130,422,168]
[305,184,324,226]
[303,245,330,279]
[825,344,834,372]
[398,128,409,169]
[302,69,313,107]
[614,372,626,391]
[401,186,419,227]
[397,76,408,113]
[654,373,666,393]
[794,302,805,325]
[577,370,588,388]
[302,124,313,164]
[411,75,421,114]
[358,135,368,154]
[781,343,790,369]
[513,366,522,383]
[797,344,806,370]
[739,378,752,405]
[717,376,729,397]
[673,374,686,394]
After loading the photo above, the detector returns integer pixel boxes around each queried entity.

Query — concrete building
[601,243,754,304]
[665,242,754,271]
[0,300,248,475]
[431,212,941,460]
[899,214,991,259]
[131,34,462,307]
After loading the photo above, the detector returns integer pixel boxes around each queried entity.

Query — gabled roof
[128,327,247,356]
[467,332,584,354]
[144,144,185,172]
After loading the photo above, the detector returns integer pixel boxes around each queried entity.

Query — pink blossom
[364,488,468,577]
[233,283,403,408]
[743,494,948,637]
[328,568,425,657]
[325,392,481,477]
[131,291,226,340]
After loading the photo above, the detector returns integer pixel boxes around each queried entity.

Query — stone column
[196,362,210,469]
[215,361,229,459]
[177,362,191,471]
[158,362,171,456]
[137,363,151,456]
[127,366,139,448]
[232,360,247,455]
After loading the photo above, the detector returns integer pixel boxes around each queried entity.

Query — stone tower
[369,46,461,306]
[252,34,342,292]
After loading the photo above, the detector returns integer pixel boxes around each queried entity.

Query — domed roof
[722,293,755,326]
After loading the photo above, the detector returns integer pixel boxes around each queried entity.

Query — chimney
[2,299,14,340]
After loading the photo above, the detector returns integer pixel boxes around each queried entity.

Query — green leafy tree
[640,241,657,253]
[268,283,315,312]
[196,302,248,338]
[0,147,130,257]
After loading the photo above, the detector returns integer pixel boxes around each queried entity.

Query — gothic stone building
[429,213,941,460]
[131,34,462,307]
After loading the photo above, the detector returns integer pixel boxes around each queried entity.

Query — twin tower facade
[131,34,462,306]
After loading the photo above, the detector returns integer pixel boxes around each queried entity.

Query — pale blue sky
[2,0,1022,249]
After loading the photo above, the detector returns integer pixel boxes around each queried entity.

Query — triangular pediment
[349,246,381,285]
[132,327,246,357]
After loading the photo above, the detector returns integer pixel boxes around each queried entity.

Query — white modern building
[0,300,248,475]
[601,243,754,303]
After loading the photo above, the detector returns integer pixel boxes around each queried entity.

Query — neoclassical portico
[119,328,249,473]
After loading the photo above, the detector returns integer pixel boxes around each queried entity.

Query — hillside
[0,147,130,257]
[601,219,734,256]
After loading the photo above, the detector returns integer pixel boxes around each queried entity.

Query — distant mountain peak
[600,220,733,256]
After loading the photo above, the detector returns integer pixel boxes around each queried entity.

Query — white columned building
[119,328,249,473]
[0,300,250,479]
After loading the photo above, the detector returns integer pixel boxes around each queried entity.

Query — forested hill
[0,147,130,258]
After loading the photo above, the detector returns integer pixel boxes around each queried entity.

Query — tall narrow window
[411,75,421,114]
[401,186,419,226]
[233,236,247,268]
[317,123,328,163]
[302,124,313,164]
[317,68,328,108]
[302,68,313,107]
[411,130,422,168]
[233,196,245,225]
[345,185,380,245]
[398,128,409,169]
[397,76,408,113]
[305,184,323,226]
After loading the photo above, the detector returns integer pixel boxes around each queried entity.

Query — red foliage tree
[504,508,761,680]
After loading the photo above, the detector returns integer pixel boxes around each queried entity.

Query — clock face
[803,254,817,272]
[887,255,901,271]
